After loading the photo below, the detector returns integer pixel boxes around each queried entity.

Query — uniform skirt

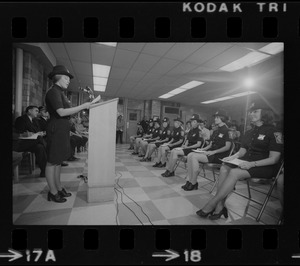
[169,143,183,150]
[46,118,71,165]
[207,151,230,163]
[225,155,281,179]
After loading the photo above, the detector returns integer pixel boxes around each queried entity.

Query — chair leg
[256,179,277,222]
[247,179,251,199]
[209,169,218,193]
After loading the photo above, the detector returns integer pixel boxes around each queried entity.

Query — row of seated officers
[13,105,88,177]
[129,100,283,220]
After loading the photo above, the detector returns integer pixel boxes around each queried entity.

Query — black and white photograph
[12,42,284,226]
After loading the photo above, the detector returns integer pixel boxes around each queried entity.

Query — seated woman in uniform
[182,110,231,191]
[161,114,203,178]
[140,117,171,162]
[152,117,185,168]
[74,116,88,152]
[195,100,283,220]
[184,121,191,137]
[132,119,154,156]
[139,120,162,161]
[128,122,144,150]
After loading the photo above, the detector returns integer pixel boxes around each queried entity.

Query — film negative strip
[1,1,300,265]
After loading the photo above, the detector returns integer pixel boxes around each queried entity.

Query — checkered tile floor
[13,144,282,225]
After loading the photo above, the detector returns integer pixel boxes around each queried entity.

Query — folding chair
[199,141,235,193]
[244,160,284,222]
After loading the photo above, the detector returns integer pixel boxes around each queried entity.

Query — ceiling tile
[131,53,160,72]
[125,70,146,82]
[112,49,139,68]
[91,43,116,66]
[185,43,233,65]
[65,43,91,63]
[142,43,175,56]
[109,67,129,80]
[167,62,199,76]
[76,75,93,87]
[117,43,146,52]
[149,58,179,74]
[72,61,92,76]
[202,45,251,69]
[164,43,205,61]
[48,43,69,60]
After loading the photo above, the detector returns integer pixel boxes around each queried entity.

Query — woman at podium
[45,65,92,203]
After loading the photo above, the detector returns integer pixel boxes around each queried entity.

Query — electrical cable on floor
[115,171,154,226]
[114,186,144,225]
[113,187,119,225]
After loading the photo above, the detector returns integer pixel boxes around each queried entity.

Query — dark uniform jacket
[157,127,171,143]
[210,124,230,151]
[241,124,283,161]
[170,127,185,143]
[151,128,161,139]
[14,114,41,134]
[38,117,48,132]
[146,126,154,135]
[185,127,202,146]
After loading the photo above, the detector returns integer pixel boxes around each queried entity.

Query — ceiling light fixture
[201,91,256,104]
[259,42,284,55]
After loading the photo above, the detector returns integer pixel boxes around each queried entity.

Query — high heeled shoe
[181,181,191,189]
[184,182,198,191]
[209,207,228,220]
[58,188,72,198]
[196,209,214,218]
[47,192,67,203]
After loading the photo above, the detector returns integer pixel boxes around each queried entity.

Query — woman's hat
[174,117,183,124]
[148,118,154,123]
[213,109,228,119]
[189,114,201,122]
[248,99,270,112]
[48,65,74,79]
[162,117,170,123]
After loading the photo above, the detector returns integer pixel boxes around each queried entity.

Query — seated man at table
[14,105,47,177]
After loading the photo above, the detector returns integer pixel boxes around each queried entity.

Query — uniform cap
[213,109,228,119]
[163,117,170,123]
[189,114,201,122]
[174,117,183,124]
[248,99,270,112]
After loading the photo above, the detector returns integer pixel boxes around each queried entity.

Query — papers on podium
[19,133,39,139]
[219,158,247,166]
[91,95,101,104]
[174,147,183,151]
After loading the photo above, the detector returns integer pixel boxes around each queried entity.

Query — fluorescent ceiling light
[93,77,108,86]
[168,88,186,95]
[94,85,106,92]
[201,91,256,104]
[93,64,111,77]
[96,42,117,47]
[180,81,204,89]
[219,52,270,72]
[259,42,283,55]
[159,93,174,99]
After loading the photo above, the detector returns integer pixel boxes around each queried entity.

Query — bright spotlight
[244,78,254,88]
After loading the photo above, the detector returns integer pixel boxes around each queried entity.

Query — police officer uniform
[45,75,73,165]
[154,117,171,147]
[168,118,185,150]
[182,115,203,156]
[146,120,161,143]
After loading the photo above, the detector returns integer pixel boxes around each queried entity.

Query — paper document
[91,95,101,104]
[219,158,247,166]
[174,147,183,151]
[19,133,39,139]
[192,149,206,153]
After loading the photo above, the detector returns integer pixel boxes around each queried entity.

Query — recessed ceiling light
[94,85,106,92]
[96,42,117,47]
[201,91,256,104]
[93,64,111,77]
[180,81,204,89]
[93,77,108,86]
[259,42,283,55]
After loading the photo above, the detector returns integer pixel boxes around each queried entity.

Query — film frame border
[1,1,299,264]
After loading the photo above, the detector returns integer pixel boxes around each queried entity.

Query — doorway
[126,109,141,143]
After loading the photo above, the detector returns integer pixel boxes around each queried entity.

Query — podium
[87,98,118,203]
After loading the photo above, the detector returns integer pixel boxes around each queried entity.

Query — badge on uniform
[192,134,196,137]
[257,134,266,140]
[176,132,179,135]
[218,133,224,138]
[274,132,283,144]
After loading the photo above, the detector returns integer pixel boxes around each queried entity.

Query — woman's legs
[147,144,157,158]
[200,168,251,213]
[46,162,58,195]
[134,138,142,153]
[160,146,170,164]
[166,149,184,172]
[155,146,163,163]
[140,141,148,156]
[54,164,63,191]
[189,153,209,185]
